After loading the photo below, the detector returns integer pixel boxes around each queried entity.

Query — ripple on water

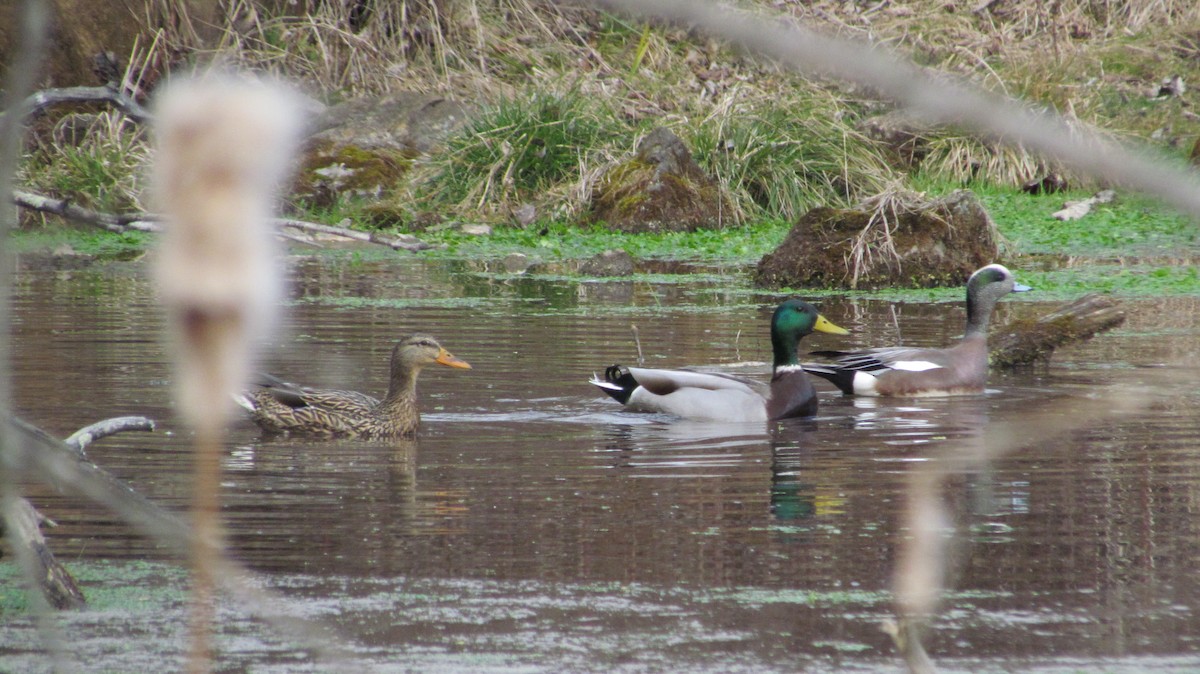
[8,257,1200,671]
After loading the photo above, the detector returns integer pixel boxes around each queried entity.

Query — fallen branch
[276,217,435,252]
[3,415,154,611]
[990,293,1126,368]
[64,415,155,456]
[13,189,159,233]
[12,188,430,251]
[28,86,150,123]
[1,85,152,125]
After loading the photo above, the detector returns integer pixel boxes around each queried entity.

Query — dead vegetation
[14,0,1200,229]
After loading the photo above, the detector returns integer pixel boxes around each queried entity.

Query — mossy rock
[293,92,471,208]
[754,189,999,290]
[292,138,414,208]
[590,127,734,233]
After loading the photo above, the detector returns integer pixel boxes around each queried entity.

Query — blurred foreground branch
[5,415,359,670]
[588,0,1200,218]
[0,0,68,664]
[889,381,1159,672]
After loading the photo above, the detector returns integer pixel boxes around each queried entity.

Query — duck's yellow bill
[436,348,472,369]
[814,314,850,335]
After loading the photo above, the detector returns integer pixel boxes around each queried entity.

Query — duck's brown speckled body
[238,334,470,438]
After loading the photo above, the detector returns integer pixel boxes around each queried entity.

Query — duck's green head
[771,299,849,366]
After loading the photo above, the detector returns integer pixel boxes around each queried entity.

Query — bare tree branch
[12,188,433,251]
[276,217,435,251]
[0,497,86,610]
[64,415,156,455]
[13,189,160,233]
[6,86,153,124]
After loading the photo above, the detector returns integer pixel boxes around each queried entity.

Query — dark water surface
[4,251,1200,672]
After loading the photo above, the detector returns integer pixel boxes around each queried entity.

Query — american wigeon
[803,264,1030,396]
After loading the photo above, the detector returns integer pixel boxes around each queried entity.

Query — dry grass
[847,184,933,288]
[19,0,1200,229]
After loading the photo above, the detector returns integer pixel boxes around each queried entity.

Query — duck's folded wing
[621,367,769,422]
[260,385,379,412]
[810,347,945,373]
[626,367,768,396]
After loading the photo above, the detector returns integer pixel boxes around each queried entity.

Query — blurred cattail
[153,72,303,428]
[151,71,303,673]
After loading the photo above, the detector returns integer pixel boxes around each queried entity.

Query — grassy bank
[16,180,1200,298]
[13,1,1200,297]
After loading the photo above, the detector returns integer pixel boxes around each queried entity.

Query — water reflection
[7,252,1200,672]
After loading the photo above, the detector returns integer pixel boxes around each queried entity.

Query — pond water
[3,250,1200,673]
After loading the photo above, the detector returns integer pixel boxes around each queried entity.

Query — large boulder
[754,189,999,290]
[590,127,733,233]
[308,93,470,153]
[293,93,470,209]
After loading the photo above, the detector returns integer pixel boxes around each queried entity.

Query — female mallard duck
[236,334,471,437]
[802,264,1030,397]
[590,299,849,422]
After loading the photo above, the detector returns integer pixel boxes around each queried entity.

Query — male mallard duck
[590,299,849,422]
[802,264,1030,397]
[236,334,471,437]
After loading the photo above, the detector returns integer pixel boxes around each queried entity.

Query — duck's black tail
[800,363,856,395]
[588,364,639,404]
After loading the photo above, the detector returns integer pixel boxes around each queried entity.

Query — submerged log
[990,294,1125,369]
[0,498,86,610]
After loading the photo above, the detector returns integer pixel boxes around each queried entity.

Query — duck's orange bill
[436,348,472,369]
